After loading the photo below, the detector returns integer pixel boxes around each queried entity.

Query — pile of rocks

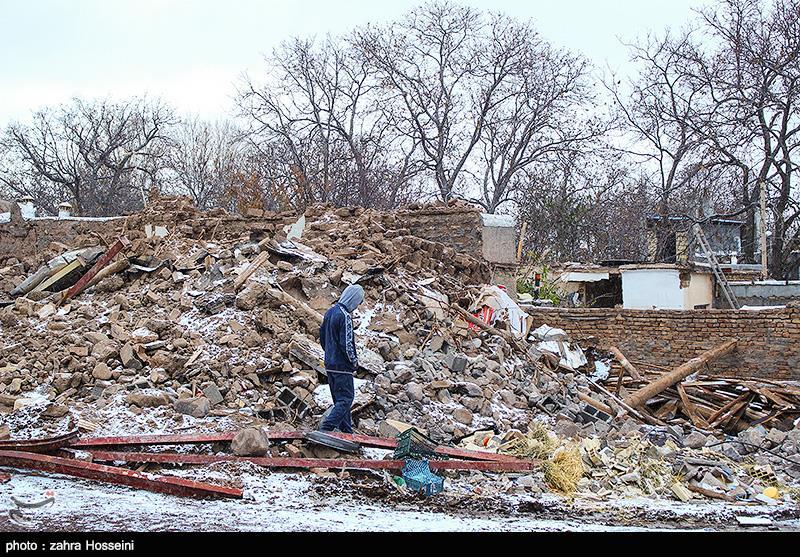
[0,198,538,440]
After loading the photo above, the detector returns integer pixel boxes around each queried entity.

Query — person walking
[318,284,364,433]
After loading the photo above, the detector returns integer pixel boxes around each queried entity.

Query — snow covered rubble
[0,196,799,519]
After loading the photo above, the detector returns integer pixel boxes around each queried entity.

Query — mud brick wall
[398,207,483,259]
[0,219,122,259]
[529,307,800,380]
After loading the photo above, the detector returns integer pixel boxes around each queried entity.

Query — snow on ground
[0,469,796,532]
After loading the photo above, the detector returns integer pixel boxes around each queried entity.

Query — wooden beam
[267,287,323,326]
[233,251,271,291]
[58,236,131,303]
[516,222,528,262]
[610,346,642,381]
[578,392,614,415]
[83,259,130,291]
[623,340,737,409]
[677,383,710,429]
[451,303,519,348]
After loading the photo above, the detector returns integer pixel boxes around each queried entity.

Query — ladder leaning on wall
[692,224,740,310]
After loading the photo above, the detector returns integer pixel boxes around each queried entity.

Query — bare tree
[238,34,421,210]
[2,97,175,216]
[605,30,711,261]
[474,17,605,213]
[356,1,519,201]
[518,151,645,261]
[163,117,245,210]
[691,0,800,277]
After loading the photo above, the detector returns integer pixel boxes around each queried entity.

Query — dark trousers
[320,371,354,434]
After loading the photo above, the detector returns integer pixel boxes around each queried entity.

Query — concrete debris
[230,427,271,456]
[174,397,210,418]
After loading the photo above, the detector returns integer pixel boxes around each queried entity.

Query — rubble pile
[1,196,800,507]
[0,198,527,442]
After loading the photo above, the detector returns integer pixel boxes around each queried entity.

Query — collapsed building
[0,196,799,519]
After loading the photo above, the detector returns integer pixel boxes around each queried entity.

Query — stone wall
[528,306,800,380]
[0,199,493,294]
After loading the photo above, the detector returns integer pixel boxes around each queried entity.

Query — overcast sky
[0,0,709,125]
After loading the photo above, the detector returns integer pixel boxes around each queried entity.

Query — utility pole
[759,180,768,280]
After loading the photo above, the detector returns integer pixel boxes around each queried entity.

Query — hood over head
[338,284,364,312]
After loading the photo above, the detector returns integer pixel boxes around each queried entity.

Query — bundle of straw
[543,445,584,495]
[499,422,557,460]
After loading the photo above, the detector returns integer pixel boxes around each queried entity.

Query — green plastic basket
[393,428,448,460]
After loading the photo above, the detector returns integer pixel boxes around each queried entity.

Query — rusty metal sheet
[85,451,538,472]
[0,450,241,499]
[256,431,524,462]
[0,430,79,453]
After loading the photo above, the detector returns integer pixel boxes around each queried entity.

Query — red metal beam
[72,430,523,463]
[262,431,525,463]
[0,430,79,453]
[72,432,236,448]
[59,236,131,303]
[0,450,241,499]
[85,451,539,472]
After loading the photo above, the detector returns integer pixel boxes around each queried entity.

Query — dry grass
[499,422,558,460]
[543,445,584,496]
[500,423,585,496]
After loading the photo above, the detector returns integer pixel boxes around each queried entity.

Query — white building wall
[622,268,683,309]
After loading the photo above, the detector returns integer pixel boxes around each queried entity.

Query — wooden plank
[706,392,751,426]
[687,483,735,502]
[59,236,131,303]
[709,397,751,429]
[31,259,82,293]
[233,251,271,291]
[677,383,710,429]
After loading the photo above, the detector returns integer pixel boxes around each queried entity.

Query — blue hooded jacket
[319,285,364,373]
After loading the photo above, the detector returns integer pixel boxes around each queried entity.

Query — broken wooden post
[623,340,737,409]
[577,392,614,416]
[233,251,271,291]
[451,303,520,348]
[10,264,57,297]
[610,346,642,381]
[516,222,528,261]
[83,259,130,291]
[58,236,131,304]
[587,378,666,426]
